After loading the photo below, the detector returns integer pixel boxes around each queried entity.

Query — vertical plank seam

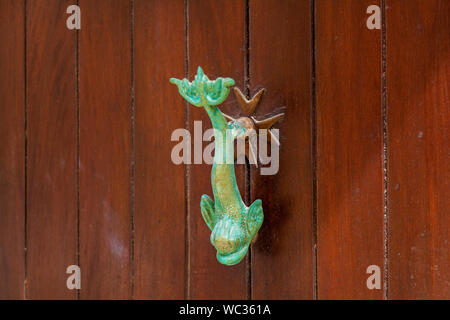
[76,0,80,301]
[245,0,252,301]
[23,0,28,300]
[184,0,190,300]
[381,0,389,300]
[310,0,318,300]
[130,0,136,300]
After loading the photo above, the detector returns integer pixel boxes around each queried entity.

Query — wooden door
[0,0,448,299]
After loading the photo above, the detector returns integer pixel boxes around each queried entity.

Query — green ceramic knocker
[170,67,282,266]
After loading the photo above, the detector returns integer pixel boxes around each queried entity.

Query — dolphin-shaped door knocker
[170,67,283,265]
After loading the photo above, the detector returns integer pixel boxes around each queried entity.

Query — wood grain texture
[188,0,247,299]
[387,0,449,299]
[250,0,314,299]
[26,0,77,299]
[1,0,449,300]
[0,0,25,299]
[316,0,384,299]
[79,0,131,299]
[134,0,186,299]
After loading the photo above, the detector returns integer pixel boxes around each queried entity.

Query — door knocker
[170,67,283,265]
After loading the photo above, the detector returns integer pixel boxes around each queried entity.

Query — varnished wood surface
[79,0,131,299]
[387,0,449,299]
[134,0,186,299]
[0,0,25,299]
[26,0,77,299]
[250,0,314,299]
[316,0,384,299]
[0,0,448,299]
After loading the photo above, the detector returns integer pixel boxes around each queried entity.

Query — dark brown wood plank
[387,0,449,299]
[316,0,384,299]
[79,0,131,299]
[250,0,314,299]
[26,0,77,299]
[0,0,25,299]
[188,0,247,299]
[134,0,186,299]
